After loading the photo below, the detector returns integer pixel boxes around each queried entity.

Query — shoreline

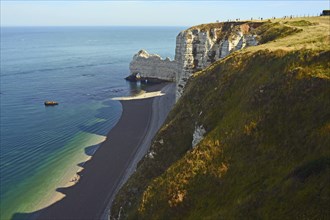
[32,133,105,212]
[2,131,108,220]
[12,82,175,220]
[34,133,107,213]
[101,83,176,219]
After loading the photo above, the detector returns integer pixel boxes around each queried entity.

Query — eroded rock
[128,50,177,82]
[128,22,262,100]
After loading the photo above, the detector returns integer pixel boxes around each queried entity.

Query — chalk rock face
[129,22,261,99]
[192,125,206,148]
[129,50,177,81]
[175,22,259,98]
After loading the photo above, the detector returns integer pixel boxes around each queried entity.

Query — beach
[1,27,180,220]
[12,82,175,220]
[101,82,176,219]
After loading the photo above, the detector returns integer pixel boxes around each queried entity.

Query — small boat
[44,101,59,106]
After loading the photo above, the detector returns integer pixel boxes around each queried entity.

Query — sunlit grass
[111,16,330,220]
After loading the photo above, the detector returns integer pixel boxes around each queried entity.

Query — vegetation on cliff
[111,16,330,219]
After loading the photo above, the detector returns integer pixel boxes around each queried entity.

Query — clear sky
[1,1,328,27]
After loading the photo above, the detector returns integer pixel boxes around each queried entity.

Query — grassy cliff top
[250,16,330,51]
[188,16,329,51]
[111,16,330,219]
[187,21,264,32]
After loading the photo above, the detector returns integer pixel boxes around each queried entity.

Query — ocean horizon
[0,26,184,219]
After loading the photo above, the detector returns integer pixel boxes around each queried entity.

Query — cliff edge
[127,22,265,99]
[113,16,330,219]
[175,21,262,98]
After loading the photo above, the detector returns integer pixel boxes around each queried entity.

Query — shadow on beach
[11,83,174,220]
[11,97,119,220]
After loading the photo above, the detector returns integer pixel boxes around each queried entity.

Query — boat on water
[44,101,59,106]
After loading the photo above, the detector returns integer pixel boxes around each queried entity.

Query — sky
[1,1,329,26]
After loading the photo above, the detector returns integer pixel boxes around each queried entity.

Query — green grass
[188,21,264,32]
[251,22,302,43]
[289,157,330,181]
[131,49,330,220]
[111,17,330,220]
[284,20,318,27]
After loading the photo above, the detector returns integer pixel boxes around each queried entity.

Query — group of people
[220,14,316,23]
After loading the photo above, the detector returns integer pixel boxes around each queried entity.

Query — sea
[0,26,184,220]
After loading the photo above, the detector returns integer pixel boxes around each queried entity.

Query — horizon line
[0,25,189,27]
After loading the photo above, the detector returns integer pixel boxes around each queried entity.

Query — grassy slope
[111,17,330,219]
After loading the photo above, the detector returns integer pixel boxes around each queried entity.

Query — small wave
[1,62,115,77]
[83,87,125,99]
[81,73,95,77]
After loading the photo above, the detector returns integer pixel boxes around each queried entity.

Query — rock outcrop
[128,50,177,82]
[192,124,206,148]
[175,22,261,98]
[128,22,263,99]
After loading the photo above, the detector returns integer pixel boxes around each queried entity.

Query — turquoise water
[0,26,184,219]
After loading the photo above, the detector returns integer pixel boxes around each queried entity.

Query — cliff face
[128,22,262,99]
[175,22,260,98]
[129,50,177,82]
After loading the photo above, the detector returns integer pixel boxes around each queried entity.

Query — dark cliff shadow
[11,82,167,220]
[85,144,100,157]
[10,98,122,220]
[11,143,106,220]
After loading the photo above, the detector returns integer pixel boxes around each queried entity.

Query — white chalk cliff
[192,124,206,148]
[128,22,262,99]
[129,50,176,81]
